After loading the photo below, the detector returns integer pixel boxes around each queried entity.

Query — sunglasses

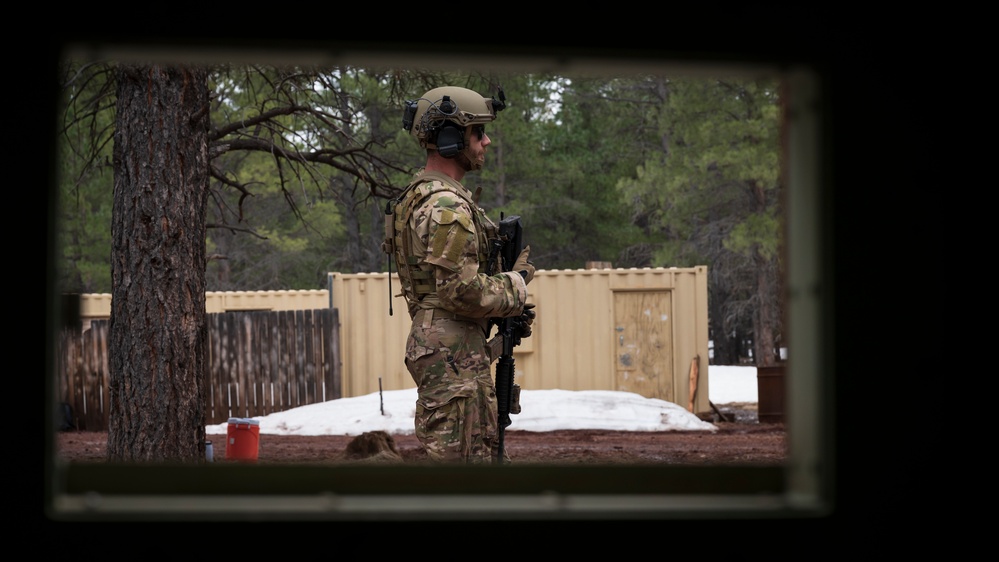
[472,124,486,140]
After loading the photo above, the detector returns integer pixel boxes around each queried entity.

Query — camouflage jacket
[385,169,528,322]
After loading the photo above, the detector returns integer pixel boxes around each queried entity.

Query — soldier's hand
[514,245,535,284]
[522,302,536,320]
[518,303,536,338]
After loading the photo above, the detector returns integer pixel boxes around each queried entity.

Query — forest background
[56,56,783,369]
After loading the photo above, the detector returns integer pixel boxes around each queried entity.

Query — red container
[226,417,260,461]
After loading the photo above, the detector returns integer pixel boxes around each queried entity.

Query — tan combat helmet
[402,86,506,160]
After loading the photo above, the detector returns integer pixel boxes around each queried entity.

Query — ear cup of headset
[435,122,464,158]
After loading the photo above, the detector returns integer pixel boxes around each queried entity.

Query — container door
[613,290,673,402]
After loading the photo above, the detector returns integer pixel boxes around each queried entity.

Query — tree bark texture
[108,64,211,462]
[754,252,778,367]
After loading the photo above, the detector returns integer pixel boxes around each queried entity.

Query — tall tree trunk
[753,250,778,367]
[107,64,210,462]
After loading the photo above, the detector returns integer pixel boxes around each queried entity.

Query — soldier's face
[460,125,490,171]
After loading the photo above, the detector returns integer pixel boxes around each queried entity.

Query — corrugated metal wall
[76,267,710,413]
[328,272,411,398]
[328,267,710,413]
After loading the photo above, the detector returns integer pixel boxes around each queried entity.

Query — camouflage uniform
[388,169,528,463]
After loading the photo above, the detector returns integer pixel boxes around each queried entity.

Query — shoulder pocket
[428,208,474,271]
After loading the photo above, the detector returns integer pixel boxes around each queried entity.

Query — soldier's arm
[423,201,526,318]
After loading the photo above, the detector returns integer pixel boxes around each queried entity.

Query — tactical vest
[382,170,497,316]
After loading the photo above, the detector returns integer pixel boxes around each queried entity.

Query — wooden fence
[57,309,341,431]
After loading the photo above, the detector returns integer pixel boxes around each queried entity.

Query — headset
[401,94,466,158]
[425,95,463,158]
[434,121,465,158]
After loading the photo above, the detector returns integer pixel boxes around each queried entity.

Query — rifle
[491,214,525,464]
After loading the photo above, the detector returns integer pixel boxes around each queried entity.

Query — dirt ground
[54,402,785,465]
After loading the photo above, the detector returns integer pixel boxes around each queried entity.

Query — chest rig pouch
[382,171,497,314]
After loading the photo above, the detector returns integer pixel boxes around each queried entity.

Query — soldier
[384,85,535,463]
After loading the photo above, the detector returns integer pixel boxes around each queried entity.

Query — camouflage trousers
[404,310,502,464]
